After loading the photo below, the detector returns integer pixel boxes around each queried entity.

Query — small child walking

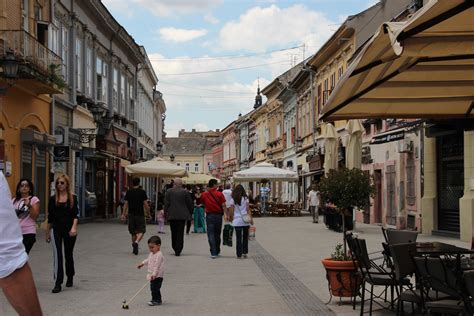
[137,236,165,306]
[155,202,165,234]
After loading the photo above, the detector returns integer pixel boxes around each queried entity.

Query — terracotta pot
[321,258,362,297]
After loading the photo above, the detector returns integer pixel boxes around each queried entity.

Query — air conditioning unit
[397,139,413,153]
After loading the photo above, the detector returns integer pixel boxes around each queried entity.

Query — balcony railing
[0,30,62,77]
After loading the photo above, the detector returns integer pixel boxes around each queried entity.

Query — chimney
[192,129,196,132]
[216,129,220,133]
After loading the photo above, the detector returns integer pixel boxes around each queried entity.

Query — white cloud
[159,27,208,43]
[204,14,220,24]
[135,0,222,17]
[218,4,334,53]
[102,0,135,18]
[193,123,210,131]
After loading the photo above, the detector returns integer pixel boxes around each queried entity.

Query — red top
[201,188,226,214]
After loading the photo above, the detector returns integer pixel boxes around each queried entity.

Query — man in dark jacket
[164,178,193,256]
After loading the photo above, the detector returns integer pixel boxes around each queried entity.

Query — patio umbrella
[345,119,364,170]
[320,0,474,121]
[125,157,187,177]
[181,172,219,185]
[233,162,298,182]
[323,123,338,175]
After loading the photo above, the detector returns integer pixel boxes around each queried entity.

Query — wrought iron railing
[0,30,62,76]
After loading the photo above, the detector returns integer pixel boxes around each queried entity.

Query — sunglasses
[20,183,30,187]
[57,181,66,185]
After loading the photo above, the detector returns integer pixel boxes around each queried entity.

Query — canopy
[181,172,219,185]
[321,0,474,121]
[233,162,298,182]
[323,123,338,175]
[125,157,187,177]
[345,120,364,170]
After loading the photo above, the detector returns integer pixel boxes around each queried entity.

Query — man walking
[260,181,270,216]
[201,179,228,259]
[121,178,149,255]
[307,185,320,223]
[164,178,193,256]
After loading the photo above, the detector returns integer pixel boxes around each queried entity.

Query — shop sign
[54,146,70,162]
[308,155,322,172]
[370,130,405,144]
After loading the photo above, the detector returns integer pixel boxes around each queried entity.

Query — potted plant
[319,168,375,301]
[322,243,362,300]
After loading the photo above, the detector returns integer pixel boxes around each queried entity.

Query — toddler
[137,236,165,306]
[155,202,165,234]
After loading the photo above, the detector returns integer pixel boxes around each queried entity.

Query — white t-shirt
[222,189,233,207]
[0,172,28,278]
[231,197,250,227]
[308,190,320,207]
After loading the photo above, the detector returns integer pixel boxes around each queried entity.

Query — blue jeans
[206,213,223,256]
[234,226,249,258]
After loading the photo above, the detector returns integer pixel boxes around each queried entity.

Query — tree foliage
[319,168,375,212]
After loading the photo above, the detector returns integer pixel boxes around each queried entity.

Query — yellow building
[251,101,268,164]
[1,1,63,218]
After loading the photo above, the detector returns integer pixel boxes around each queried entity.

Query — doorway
[373,170,382,223]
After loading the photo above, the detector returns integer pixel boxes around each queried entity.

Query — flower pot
[321,258,361,298]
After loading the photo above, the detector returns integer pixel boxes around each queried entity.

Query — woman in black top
[46,174,78,293]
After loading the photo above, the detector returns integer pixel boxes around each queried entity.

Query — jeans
[234,226,249,258]
[206,213,223,256]
[150,277,163,302]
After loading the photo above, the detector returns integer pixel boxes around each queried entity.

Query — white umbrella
[233,162,298,182]
[182,173,220,185]
[345,119,364,170]
[125,157,187,177]
[323,123,338,175]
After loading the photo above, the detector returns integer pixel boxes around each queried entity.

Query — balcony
[0,30,64,94]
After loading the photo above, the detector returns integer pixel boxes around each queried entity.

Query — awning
[321,0,474,121]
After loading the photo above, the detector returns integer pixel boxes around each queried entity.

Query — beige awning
[181,173,219,185]
[125,157,187,177]
[321,0,474,121]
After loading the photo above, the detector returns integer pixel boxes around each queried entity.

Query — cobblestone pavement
[1,214,470,315]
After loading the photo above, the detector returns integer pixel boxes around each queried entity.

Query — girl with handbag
[229,185,253,259]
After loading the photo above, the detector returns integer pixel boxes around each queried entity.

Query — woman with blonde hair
[46,174,78,293]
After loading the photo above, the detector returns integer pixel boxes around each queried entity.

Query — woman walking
[193,187,206,233]
[46,174,78,293]
[229,185,253,259]
[12,178,40,254]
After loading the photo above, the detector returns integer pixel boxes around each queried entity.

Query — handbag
[237,199,252,224]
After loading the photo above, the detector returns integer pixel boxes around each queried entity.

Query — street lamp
[170,153,175,162]
[1,51,19,80]
[89,103,106,123]
[156,141,163,153]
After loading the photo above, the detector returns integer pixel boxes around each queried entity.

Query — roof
[163,137,217,155]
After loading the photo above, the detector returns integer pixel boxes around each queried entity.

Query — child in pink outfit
[155,203,165,234]
[137,235,165,306]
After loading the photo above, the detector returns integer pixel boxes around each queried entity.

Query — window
[75,38,82,91]
[330,72,336,94]
[323,78,329,104]
[61,27,68,79]
[129,80,134,120]
[276,123,281,139]
[338,66,344,80]
[120,73,126,115]
[176,162,181,166]
[185,163,190,171]
[113,68,118,112]
[406,154,416,205]
[386,165,397,225]
[375,119,383,131]
[317,84,322,114]
[96,57,108,103]
[194,163,199,172]
[50,17,59,55]
[85,47,92,96]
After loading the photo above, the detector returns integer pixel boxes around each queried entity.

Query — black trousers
[150,277,163,302]
[234,226,249,258]
[52,228,77,286]
[186,220,192,234]
[22,233,36,254]
[169,220,186,255]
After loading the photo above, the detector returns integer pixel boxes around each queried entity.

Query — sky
[102,0,378,137]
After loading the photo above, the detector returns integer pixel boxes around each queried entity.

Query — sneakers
[210,255,217,259]
[52,285,62,293]
[132,242,139,255]
[148,300,162,306]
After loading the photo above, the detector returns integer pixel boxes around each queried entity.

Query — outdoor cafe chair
[386,228,419,245]
[413,256,471,315]
[353,238,408,315]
